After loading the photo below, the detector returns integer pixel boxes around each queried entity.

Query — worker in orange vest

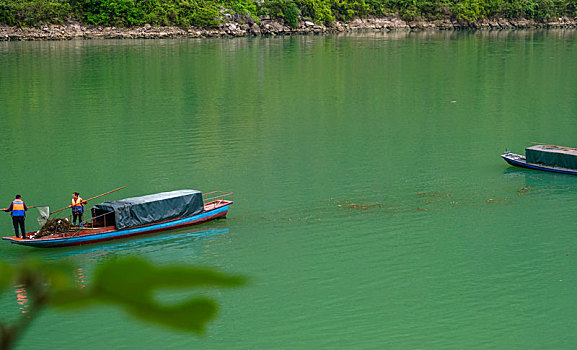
[71,192,87,227]
[2,195,28,238]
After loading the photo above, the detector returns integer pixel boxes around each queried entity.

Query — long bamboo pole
[0,206,42,210]
[50,186,126,215]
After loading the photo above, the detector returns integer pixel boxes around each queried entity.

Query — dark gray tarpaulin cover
[526,145,577,170]
[91,190,204,230]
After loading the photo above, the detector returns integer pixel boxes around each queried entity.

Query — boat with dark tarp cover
[502,144,577,175]
[2,190,233,248]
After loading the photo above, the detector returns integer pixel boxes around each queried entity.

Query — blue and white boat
[502,145,577,175]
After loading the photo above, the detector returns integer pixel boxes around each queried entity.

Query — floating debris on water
[332,199,400,213]
[337,203,385,210]
[517,186,532,194]
[416,192,452,198]
[486,197,509,204]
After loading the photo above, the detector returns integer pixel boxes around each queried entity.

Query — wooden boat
[2,190,233,248]
[502,145,577,175]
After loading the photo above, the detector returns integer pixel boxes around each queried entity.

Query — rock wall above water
[1,17,576,41]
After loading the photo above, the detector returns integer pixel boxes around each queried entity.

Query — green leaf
[127,297,218,333]
[0,262,14,293]
[86,257,245,332]
[51,257,245,333]
[48,289,96,309]
[2,256,246,336]
[37,262,77,291]
[143,266,247,289]
[92,257,154,303]
[19,260,76,292]
[92,257,246,303]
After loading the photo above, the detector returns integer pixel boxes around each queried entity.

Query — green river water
[1,30,577,349]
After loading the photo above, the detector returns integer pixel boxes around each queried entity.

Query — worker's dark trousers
[73,211,83,226]
[12,216,25,238]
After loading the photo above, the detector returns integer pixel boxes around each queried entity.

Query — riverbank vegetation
[0,0,575,28]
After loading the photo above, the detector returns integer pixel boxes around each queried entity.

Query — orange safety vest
[72,197,84,213]
[12,199,25,216]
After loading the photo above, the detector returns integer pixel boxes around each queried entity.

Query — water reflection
[14,284,30,316]
[503,167,577,194]
[41,225,230,262]
[74,267,86,289]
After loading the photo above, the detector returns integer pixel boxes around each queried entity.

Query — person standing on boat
[2,195,28,238]
[71,192,87,227]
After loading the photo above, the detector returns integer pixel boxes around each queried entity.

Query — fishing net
[37,218,73,238]
[36,206,50,226]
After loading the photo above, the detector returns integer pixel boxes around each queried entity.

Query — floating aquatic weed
[517,186,532,194]
[337,203,385,210]
[416,191,452,198]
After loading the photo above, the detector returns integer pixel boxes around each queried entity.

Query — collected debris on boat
[36,218,73,238]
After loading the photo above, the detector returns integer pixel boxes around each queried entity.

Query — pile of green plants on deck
[36,217,72,237]
[0,0,575,28]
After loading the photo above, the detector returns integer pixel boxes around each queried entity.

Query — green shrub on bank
[76,0,148,26]
[225,0,259,21]
[262,0,300,27]
[0,0,70,26]
[331,0,369,20]
[294,0,334,23]
[452,0,487,22]
[72,0,220,27]
[0,0,575,28]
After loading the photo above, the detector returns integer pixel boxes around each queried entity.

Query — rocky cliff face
[1,17,576,41]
